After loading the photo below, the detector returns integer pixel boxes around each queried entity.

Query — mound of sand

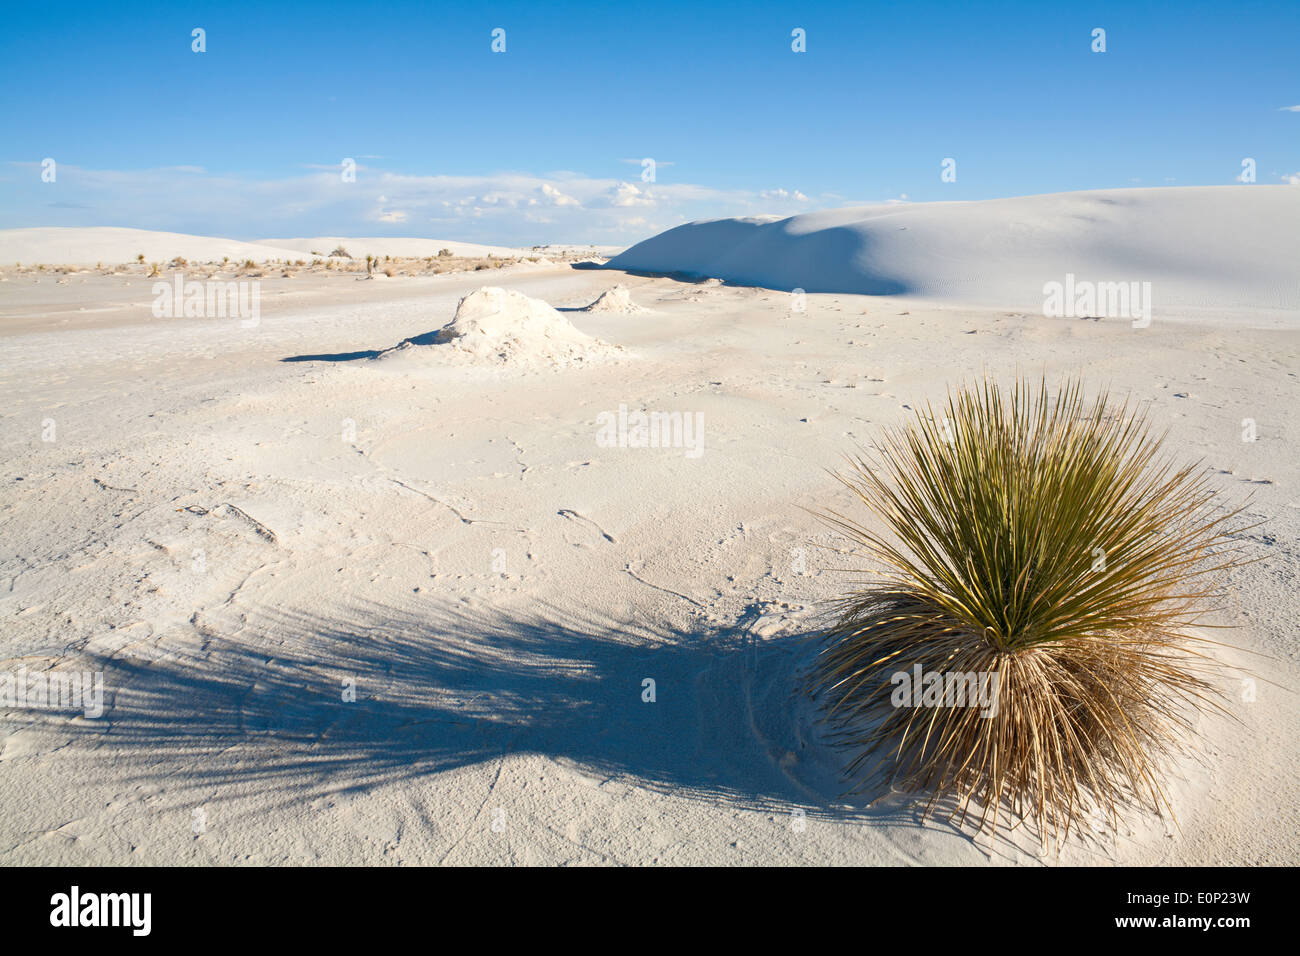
[0,227,315,266]
[261,236,525,260]
[379,286,624,368]
[580,284,647,313]
[607,186,1300,316]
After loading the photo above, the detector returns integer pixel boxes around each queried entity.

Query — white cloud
[1278,105,1300,112]
[1283,172,1300,185]
[608,182,654,207]
[540,183,579,207]
[0,163,830,244]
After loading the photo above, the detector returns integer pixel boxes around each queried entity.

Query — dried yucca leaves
[810,377,1250,847]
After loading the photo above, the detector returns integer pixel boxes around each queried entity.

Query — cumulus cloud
[607,182,655,207]
[540,183,579,207]
[0,162,829,244]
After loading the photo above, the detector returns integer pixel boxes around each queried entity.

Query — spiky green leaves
[811,377,1249,844]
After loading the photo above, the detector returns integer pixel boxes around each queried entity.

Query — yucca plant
[809,376,1250,847]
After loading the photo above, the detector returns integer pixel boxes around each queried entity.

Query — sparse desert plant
[223,256,230,265]
[808,376,1250,846]
[136,253,145,263]
[242,259,255,270]
[330,246,351,258]
[148,262,160,276]
[438,248,452,258]
[170,256,187,267]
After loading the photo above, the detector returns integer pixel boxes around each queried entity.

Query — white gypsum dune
[0,228,531,267]
[608,186,1300,320]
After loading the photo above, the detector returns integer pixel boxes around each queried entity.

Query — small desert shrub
[809,377,1250,846]
[438,248,452,258]
[136,253,145,263]
[330,246,351,258]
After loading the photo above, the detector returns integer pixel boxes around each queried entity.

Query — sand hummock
[580,284,648,314]
[378,286,624,368]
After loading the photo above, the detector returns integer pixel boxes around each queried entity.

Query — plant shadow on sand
[27,599,1036,856]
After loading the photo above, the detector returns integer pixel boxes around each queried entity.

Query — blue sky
[2,0,1296,245]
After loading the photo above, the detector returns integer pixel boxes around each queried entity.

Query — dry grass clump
[809,376,1251,846]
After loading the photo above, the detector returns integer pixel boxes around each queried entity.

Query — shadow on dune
[280,330,442,363]
[60,601,865,818]
[12,598,1058,860]
[281,349,381,363]
[604,218,910,296]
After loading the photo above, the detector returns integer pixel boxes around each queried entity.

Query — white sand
[580,284,648,314]
[0,228,533,268]
[0,227,321,266]
[261,237,527,260]
[0,190,1296,865]
[376,286,625,368]
[609,186,1300,322]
